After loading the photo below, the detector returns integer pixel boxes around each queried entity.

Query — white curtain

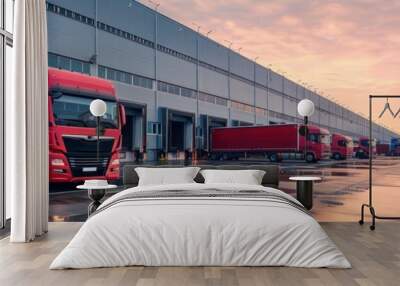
[7,0,48,242]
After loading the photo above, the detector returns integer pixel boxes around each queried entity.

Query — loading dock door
[160,108,195,160]
[168,113,194,152]
[170,121,185,151]
[120,103,146,162]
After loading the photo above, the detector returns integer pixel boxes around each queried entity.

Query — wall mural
[45,1,400,224]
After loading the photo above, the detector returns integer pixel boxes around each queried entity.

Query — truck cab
[48,68,125,183]
[301,126,331,162]
[354,136,376,159]
[331,133,353,160]
[390,138,400,156]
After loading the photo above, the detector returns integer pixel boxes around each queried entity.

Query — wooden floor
[0,222,399,286]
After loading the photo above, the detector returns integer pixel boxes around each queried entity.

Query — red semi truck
[48,68,125,183]
[331,133,353,160]
[353,136,377,159]
[210,124,331,163]
[376,143,390,156]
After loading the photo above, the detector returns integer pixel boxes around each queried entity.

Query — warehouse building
[46,0,398,161]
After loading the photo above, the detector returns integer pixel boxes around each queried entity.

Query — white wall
[198,36,228,70]
[269,71,283,93]
[283,97,297,116]
[50,0,95,18]
[157,52,196,89]
[230,53,253,80]
[198,66,228,98]
[230,78,253,105]
[198,102,229,120]
[230,109,255,124]
[157,92,197,114]
[98,31,154,78]
[268,91,283,113]
[255,87,268,109]
[47,13,95,62]
[158,15,196,58]
[98,0,155,42]
[255,65,267,86]
[284,79,297,98]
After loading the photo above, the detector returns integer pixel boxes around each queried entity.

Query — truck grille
[68,157,109,167]
[63,136,114,177]
[68,155,110,177]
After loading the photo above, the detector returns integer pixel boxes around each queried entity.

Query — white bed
[50,183,351,269]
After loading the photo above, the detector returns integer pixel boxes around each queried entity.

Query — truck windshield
[308,134,331,144]
[52,94,118,128]
[360,139,375,147]
[320,134,331,145]
[338,139,353,147]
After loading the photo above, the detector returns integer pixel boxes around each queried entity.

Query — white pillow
[135,167,200,186]
[200,169,266,185]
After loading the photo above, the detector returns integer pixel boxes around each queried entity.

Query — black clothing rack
[359,95,400,230]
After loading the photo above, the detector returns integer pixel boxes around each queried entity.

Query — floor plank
[0,222,399,286]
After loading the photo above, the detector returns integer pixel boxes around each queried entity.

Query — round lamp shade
[297,99,315,117]
[90,99,107,117]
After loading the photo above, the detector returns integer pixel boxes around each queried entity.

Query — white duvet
[50,183,351,269]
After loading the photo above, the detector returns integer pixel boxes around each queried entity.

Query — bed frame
[122,164,280,189]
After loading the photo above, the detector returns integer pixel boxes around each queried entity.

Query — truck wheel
[269,153,278,162]
[333,153,341,160]
[305,153,315,163]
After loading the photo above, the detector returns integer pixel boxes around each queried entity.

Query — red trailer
[331,133,353,160]
[353,136,377,159]
[210,124,331,163]
[48,68,126,183]
[376,143,389,155]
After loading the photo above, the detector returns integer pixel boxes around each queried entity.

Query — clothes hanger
[378,98,395,118]
[393,106,400,118]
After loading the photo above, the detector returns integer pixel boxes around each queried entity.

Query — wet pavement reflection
[49,157,400,222]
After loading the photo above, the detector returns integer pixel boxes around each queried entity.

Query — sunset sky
[142,0,400,134]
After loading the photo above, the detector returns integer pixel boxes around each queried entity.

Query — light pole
[297,99,315,162]
[90,99,107,163]
[224,40,233,126]
[193,22,201,162]
[254,57,259,124]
